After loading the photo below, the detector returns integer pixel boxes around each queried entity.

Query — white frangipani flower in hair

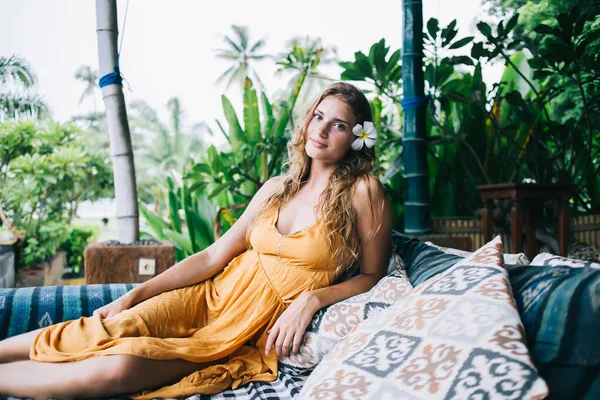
[351,121,378,151]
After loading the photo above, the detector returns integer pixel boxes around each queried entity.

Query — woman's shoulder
[353,175,385,199]
[351,175,387,213]
[262,175,286,192]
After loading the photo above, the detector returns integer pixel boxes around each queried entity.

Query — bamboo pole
[402,0,430,235]
[95,0,139,243]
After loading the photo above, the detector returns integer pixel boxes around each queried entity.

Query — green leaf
[353,52,374,80]
[448,36,474,50]
[187,181,207,193]
[181,185,200,254]
[384,49,401,77]
[471,42,488,59]
[208,182,231,199]
[340,67,367,81]
[261,92,275,139]
[192,162,212,175]
[427,18,439,38]
[243,78,261,142]
[442,55,475,66]
[535,24,557,36]
[221,95,244,150]
[505,13,519,34]
[139,206,169,240]
[163,229,193,254]
[271,105,290,138]
[207,145,222,174]
[371,39,388,77]
[441,20,458,47]
[477,22,493,39]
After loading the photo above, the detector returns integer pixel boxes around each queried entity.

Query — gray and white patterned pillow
[299,236,548,399]
[425,241,530,265]
[530,252,600,269]
[279,263,412,376]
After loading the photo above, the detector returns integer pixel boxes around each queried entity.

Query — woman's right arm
[94,176,284,318]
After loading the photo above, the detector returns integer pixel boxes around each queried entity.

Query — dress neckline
[272,208,319,237]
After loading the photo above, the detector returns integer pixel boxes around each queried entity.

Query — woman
[0,82,392,399]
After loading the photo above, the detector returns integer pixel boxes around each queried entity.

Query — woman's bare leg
[0,328,42,363]
[0,354,206,399]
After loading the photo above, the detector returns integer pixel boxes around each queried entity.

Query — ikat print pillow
[425,240,530,265]
[299,236,549,399]
[530,252,600,269]
[279,267,413,376]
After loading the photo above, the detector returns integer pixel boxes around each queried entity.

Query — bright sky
[0,0,500,141]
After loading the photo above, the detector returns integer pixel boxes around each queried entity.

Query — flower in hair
[351,121,378,150]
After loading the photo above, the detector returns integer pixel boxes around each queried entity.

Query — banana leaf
[243,78,261,143]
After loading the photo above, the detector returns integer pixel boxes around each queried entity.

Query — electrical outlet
[139,258,156,276]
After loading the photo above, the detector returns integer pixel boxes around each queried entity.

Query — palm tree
[214,25,270,92]
[0,55,49,120]
[74,65,99,112]
[129,97,207,185]
[275,36,338,126]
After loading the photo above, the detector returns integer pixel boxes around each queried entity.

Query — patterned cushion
[300,237,549,399]
[425,241,530,265]
[508,264,600,399]
[530,252,600,269]
[391,232,462,286]
[279,267,413,376]
[0,284,137,340]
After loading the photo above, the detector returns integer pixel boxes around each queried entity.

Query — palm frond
[223,36,243,53]
[226,64,247,91]
[0,91,49,120]
[249,39,267,53]
[214,50,242,60]
[215,65,238,88]
[231,25,249,49]
[74,65,98,83]
[0,55,37,87]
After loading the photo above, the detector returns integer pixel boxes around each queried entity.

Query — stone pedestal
[84,241,175,284]
[16,251,66,288]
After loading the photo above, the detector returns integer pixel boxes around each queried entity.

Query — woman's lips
[310,138,327,148]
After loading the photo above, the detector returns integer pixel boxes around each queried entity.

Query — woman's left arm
[266,176,392,357]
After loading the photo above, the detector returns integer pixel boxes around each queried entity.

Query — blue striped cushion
[0,284,137,340]
[392,232,600,399]
[507,265,600,399]
[391,231,462,286]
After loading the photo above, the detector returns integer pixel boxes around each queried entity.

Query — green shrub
[60,226,98,275]
[22,222,69,267]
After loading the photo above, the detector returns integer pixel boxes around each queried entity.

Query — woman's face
[304,96,358,164]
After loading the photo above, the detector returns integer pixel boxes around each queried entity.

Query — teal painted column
[402,0,430,235]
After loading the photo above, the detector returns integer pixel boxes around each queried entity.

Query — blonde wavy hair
[246,82,382,277]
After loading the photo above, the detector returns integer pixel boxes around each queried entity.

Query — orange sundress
[30,209,337,399]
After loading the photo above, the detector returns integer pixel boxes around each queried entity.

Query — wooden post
[95,0,139,243]
[402,0,430,236]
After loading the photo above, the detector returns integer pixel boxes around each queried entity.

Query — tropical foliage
[214,24,270,92]
[338,4,600,228]
[0,55,49,120]
[0,120,113,266]
[140,39,326,258]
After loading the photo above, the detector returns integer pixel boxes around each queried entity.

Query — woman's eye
[334,123,346,131]
[314,113,323,120]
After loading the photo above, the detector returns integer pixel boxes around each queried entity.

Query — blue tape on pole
[99,67,123,88]
[401,96,428,110]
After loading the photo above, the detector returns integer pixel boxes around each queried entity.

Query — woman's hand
[92,296,132,319]
[265,292,318,358]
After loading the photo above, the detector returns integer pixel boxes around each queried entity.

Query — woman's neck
[304,160,337,192]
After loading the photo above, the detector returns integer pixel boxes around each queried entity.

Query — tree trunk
[95,0,139,243]
[402,0,430,235]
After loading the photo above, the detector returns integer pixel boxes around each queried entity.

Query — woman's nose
[316,123,329,137]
